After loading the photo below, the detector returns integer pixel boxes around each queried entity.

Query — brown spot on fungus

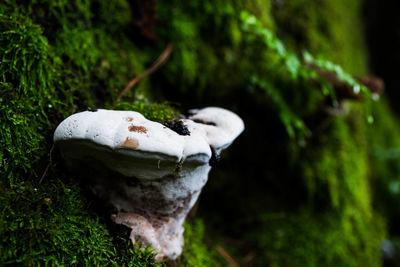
[123,137,139,149]
[125,117,134,122]
[129,125,148,133]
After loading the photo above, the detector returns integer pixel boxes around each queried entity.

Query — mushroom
[53,107,244,261]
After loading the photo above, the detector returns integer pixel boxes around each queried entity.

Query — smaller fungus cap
[188,107,245,151]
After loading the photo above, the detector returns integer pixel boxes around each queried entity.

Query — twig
[112,43,173,109]
[39,145,54,185]
[215,245,239,267]
[243,251,256,264]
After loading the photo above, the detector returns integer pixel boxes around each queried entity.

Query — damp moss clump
[115,101,179,123]
[0,178,160,266]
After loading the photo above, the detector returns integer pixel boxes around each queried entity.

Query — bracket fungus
[53,107,244,261]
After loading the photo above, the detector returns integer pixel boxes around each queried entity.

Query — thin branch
[39,145,54,185]
[243,251,256,264]
[215,245,239,267]
[112,43,173,109]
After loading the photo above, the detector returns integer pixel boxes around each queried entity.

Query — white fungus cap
[188,107,245,152]
[54,107,244,175]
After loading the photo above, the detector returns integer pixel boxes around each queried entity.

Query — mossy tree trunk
[1,0,397,266]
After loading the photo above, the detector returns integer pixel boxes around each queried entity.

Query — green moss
[155,0,275,96]
[115,101,178,123]
[178,220,221,266]
[301,105,371,211]
[367,98,400,237]
[285,105,384,265]
[0,12,71,185]
[273,0,368,75]
[245,211,385,267]
[0,179,160,266]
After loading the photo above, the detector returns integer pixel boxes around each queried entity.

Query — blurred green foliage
[369,99,400,246]
[240,11,372,141]
[153,0,386,266]
[272,0,368,75]
[245,211,385,267]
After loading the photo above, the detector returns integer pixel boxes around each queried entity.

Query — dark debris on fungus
[164,120,191,136]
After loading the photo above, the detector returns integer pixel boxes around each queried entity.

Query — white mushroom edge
[54,107,244,168]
